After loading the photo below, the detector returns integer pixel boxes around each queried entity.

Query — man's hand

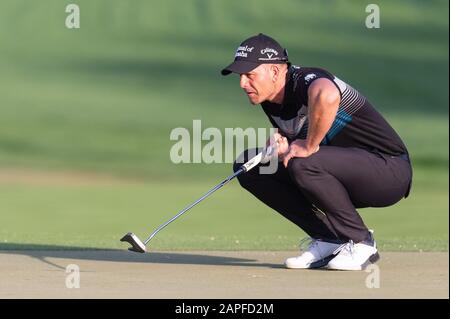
[282,139,320,167]
[268,132,290,160]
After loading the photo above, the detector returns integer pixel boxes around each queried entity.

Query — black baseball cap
[221,33,289,76]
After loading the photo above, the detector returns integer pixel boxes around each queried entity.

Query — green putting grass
[0,166,447,251]
[0,0,448,251]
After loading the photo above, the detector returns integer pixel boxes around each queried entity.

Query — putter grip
[241,152,263,172]
[241,145,276,172]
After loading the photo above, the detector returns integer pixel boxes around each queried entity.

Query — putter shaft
[143,167,245,245]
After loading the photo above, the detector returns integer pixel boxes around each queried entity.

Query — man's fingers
[283,152,293,167]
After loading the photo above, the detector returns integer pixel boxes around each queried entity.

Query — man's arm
[305,78,341,151]
[283,78,341,167]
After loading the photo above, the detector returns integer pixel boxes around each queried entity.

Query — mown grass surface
[0,0,448,250]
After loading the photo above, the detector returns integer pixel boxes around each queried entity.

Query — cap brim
[221,60,261,76]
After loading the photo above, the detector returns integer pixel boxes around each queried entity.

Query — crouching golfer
[221,33,413,270]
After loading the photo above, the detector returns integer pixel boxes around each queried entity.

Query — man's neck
[271,85,285,105]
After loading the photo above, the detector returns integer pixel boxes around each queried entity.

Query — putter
[120,144,276,253]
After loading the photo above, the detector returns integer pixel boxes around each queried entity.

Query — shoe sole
[286,253,337,269]
[327,252,381,271]
[362,252,380,269]
[309,253,338,269]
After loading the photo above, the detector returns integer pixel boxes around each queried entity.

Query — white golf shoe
[285,238,343,269]
[327,236,380,271]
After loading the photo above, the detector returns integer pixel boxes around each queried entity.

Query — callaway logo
[235,45,254,58]
[259,47,279,60]
[304,73,317,83]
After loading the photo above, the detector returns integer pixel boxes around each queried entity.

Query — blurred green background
[0,0,448,251]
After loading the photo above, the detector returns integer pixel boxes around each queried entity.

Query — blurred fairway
[0,0,448,251]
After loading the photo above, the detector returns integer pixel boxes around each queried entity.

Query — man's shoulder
[286,65,336,99]
[290,65,335,82]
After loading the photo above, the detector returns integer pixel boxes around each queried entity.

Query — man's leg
[233,149,339,241]
[287,146,412,243]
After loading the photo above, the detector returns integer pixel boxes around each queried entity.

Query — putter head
[120,232,146,253]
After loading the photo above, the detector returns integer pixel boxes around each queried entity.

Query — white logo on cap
[259,48,280,61]
[235,46,254,58]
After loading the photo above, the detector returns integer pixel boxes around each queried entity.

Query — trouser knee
[287,157,322,188]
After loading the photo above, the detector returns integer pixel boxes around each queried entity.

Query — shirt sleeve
[298,67,343,104]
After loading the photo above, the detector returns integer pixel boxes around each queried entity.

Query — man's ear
[270,64,280,82]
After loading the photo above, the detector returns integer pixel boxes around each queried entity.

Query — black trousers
[233,146,412,243]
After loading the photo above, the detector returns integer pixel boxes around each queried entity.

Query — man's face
[239,64,275,105]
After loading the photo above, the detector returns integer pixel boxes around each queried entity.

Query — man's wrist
[306,145,320,155]
[305,140,320,155]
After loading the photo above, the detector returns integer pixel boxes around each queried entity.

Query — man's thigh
[293,146,411,208]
